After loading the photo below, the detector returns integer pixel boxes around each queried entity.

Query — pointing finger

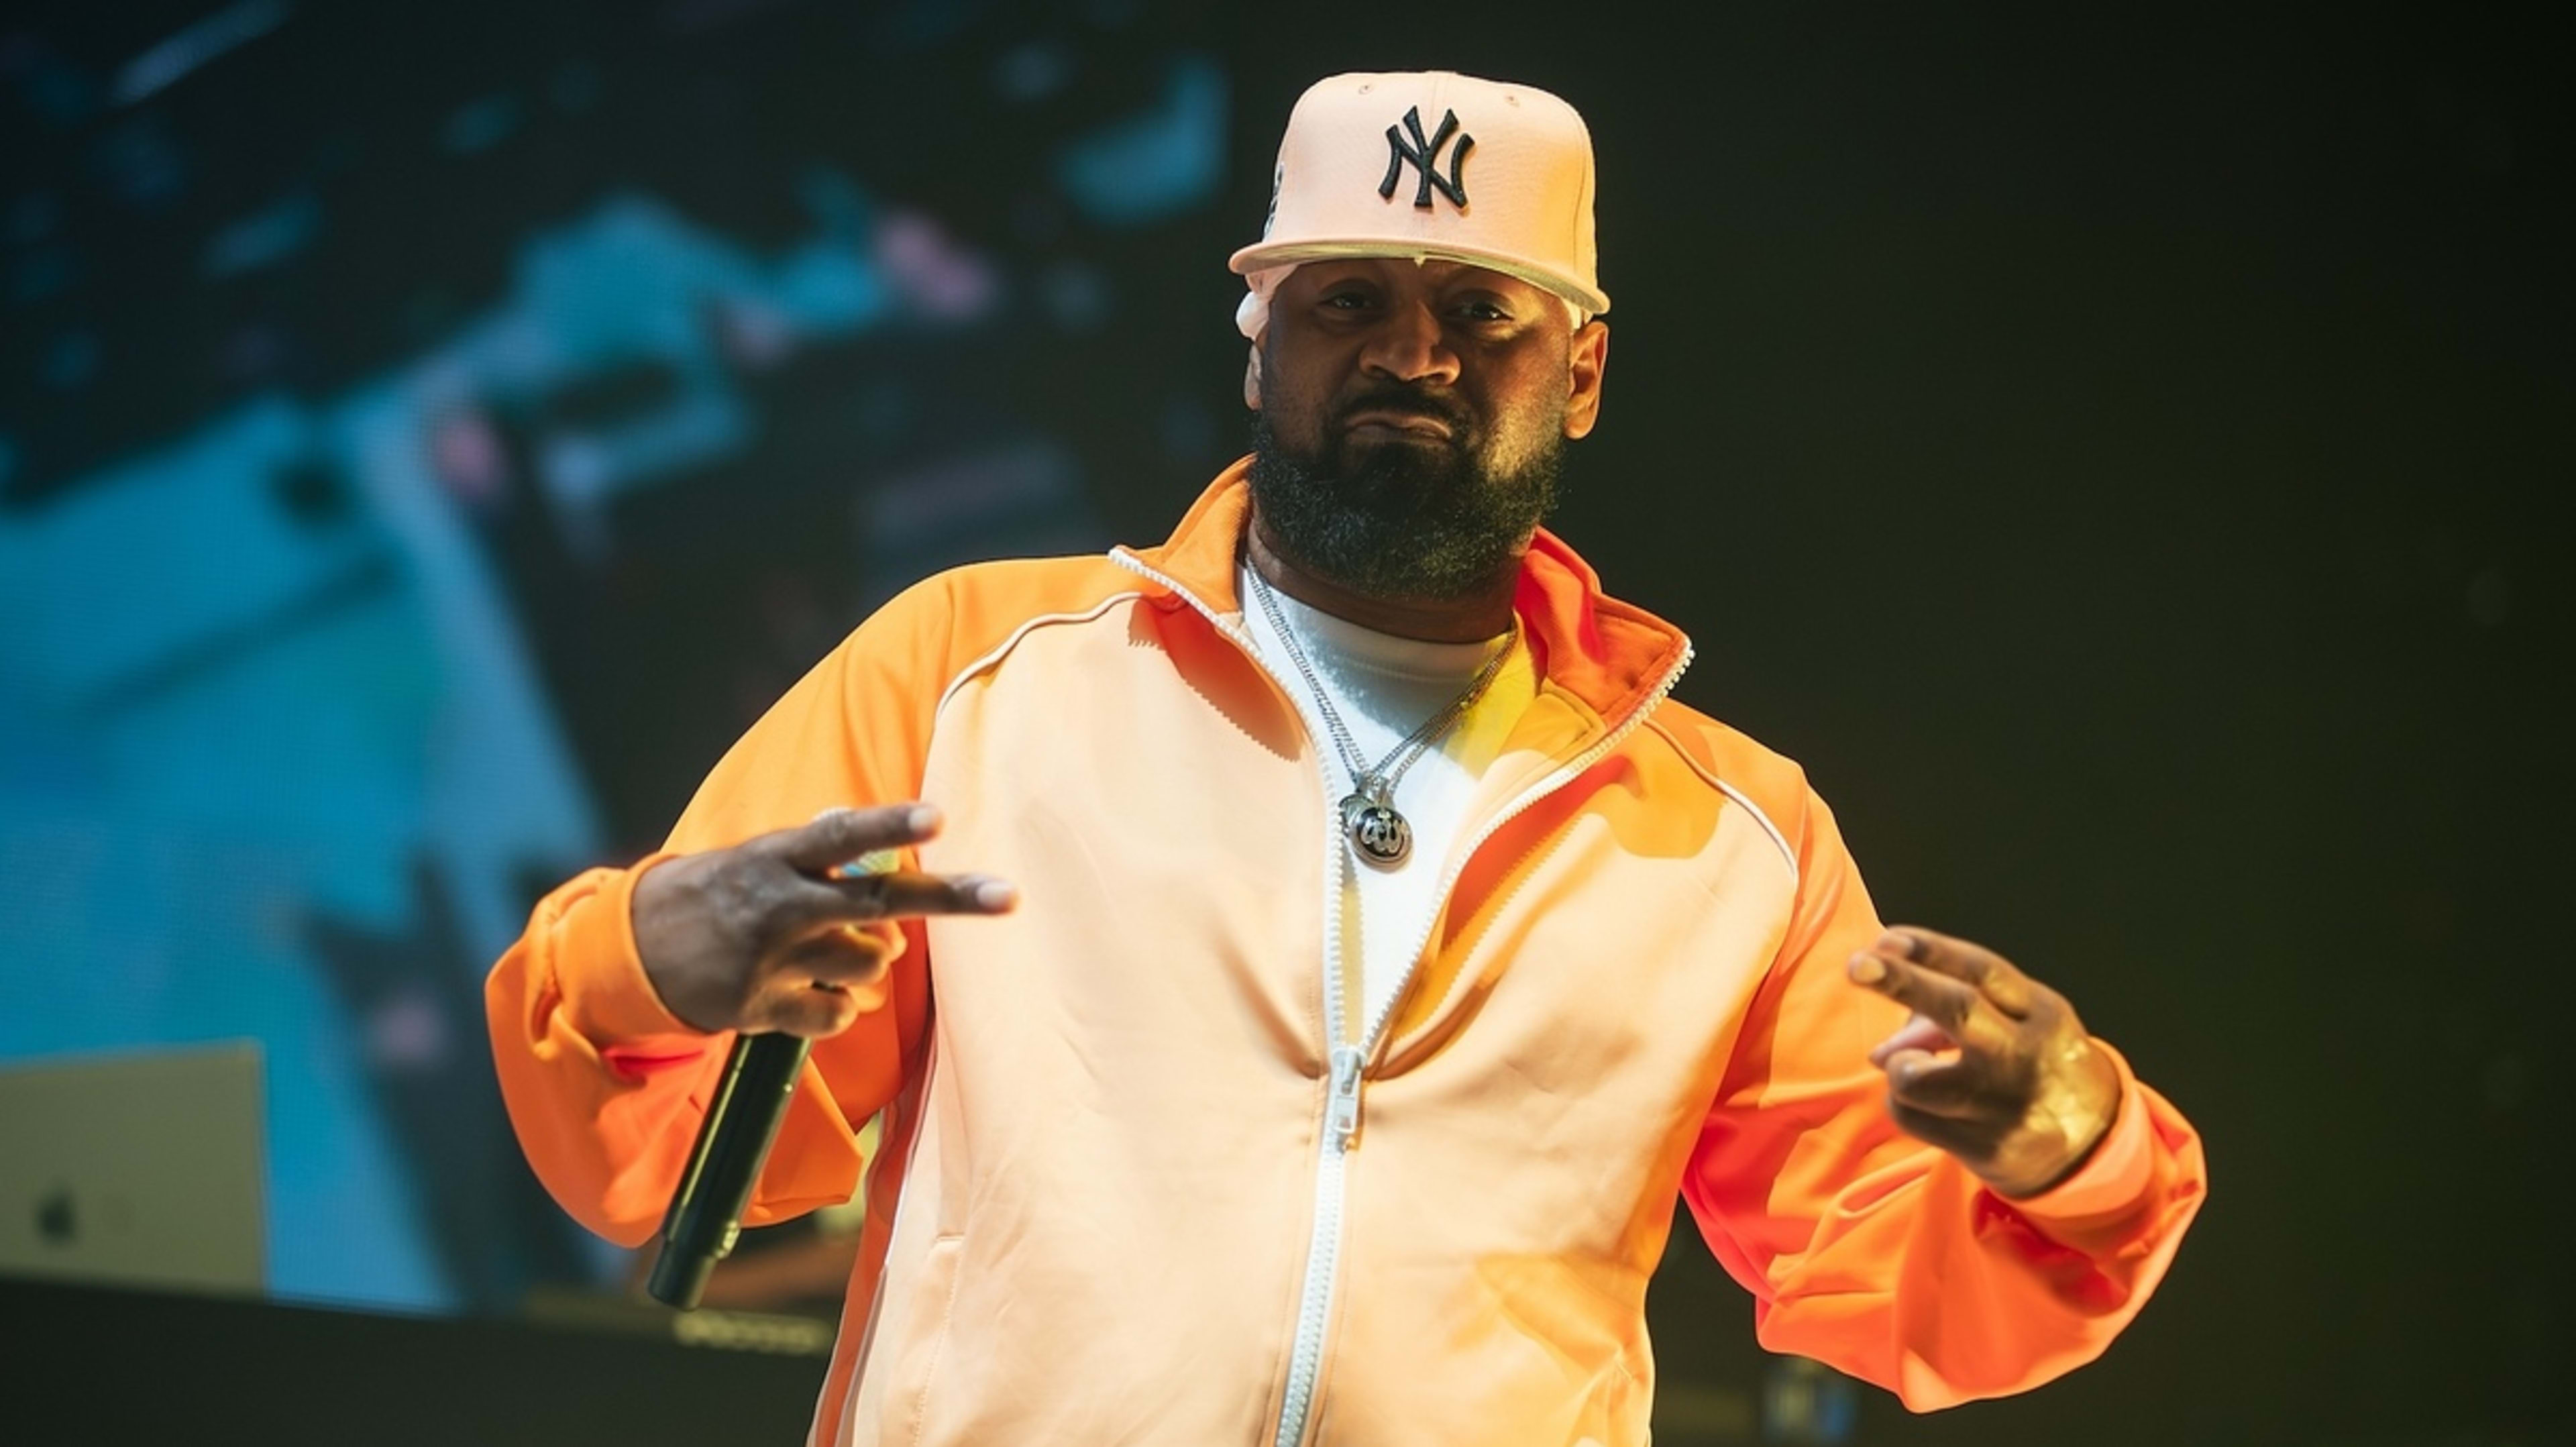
[1878,926,2035,1018]
[796,869,1018,927]
[768,804,943,874]
[1848,951,1984,1034]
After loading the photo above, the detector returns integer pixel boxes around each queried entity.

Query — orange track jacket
[488,464,2206,1446]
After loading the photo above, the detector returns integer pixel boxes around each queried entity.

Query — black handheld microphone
[646,1031,812,1309]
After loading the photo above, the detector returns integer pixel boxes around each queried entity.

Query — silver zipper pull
[1326,1044,1366,1148]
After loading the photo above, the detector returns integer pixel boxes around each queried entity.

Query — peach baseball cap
[1230,71,1608,336]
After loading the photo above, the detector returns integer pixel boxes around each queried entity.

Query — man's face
[1246,258,1607,602]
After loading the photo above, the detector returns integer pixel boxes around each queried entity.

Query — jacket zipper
[1109,548,1691,1447]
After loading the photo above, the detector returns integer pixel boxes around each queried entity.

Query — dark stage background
[1,3,2566,1444]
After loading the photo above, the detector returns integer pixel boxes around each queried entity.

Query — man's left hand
[1846,926,2124,1199]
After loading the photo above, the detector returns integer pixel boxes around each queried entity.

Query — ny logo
[1379,106,1473,209]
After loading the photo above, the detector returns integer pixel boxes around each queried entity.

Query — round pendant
[1340,792,1413,868]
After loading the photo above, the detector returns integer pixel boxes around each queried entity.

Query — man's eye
[1323,292,1373,310]
[1453,301,1510,323]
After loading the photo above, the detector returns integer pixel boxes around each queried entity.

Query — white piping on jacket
[1641,717,1801,887]
[932,591,1144,722]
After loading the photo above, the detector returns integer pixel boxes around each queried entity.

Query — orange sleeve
[484,574,957,1247]
[1680,788,2208,1409]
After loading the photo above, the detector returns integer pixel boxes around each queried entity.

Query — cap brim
[1228,237,1609,317]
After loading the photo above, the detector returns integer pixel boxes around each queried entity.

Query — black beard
[1246,403,1562,602]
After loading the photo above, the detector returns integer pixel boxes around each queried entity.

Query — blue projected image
[0,2,1232,1316]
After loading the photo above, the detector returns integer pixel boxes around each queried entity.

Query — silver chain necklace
[1245,564,1517,869]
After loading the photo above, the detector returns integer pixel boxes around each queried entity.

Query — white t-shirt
[1237,564,1539,1037]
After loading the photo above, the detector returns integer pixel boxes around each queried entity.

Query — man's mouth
[1340,407,1456,442]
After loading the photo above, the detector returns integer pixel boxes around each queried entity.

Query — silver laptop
[0,1040,266,1295]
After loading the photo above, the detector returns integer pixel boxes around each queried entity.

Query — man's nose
[1358,301,1461,387]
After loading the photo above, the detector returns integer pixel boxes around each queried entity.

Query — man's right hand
[631,804,1016,1037]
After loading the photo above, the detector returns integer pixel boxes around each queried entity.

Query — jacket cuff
[2007,1039,2154,1224]
[554,853,718,1048]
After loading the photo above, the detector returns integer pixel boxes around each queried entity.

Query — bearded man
[489,71,2205,1447]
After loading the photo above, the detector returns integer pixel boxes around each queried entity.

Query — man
[489,70,2204,1446]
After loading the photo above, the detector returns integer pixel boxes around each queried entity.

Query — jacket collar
[1114,459,1693,725]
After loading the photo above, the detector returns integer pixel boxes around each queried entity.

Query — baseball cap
[1230,70,1608,337]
